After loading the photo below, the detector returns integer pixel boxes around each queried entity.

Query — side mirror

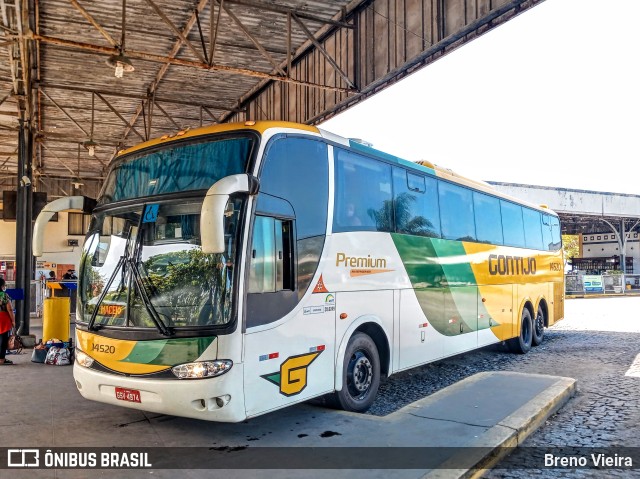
[33,196,97,257]
[201,174,259,254]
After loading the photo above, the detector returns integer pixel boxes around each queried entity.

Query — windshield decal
[142,204,159,223]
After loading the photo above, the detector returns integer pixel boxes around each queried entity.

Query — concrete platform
[1,321,576,479]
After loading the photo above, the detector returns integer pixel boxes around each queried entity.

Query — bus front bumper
[73,362,246,422]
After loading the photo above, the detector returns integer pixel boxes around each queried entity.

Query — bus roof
[116,120,558,217]
[117,121,320,157]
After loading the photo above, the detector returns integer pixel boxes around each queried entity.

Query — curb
[421,374,577,479]
[566,293,640,299]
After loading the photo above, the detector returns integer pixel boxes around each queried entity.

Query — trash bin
[43,297,70,343]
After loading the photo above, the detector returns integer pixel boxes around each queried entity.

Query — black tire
[507,308,533,354]
[532,307,545,346]
[331,332,380,413]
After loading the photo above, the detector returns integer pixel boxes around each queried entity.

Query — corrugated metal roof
[0,0,360,194]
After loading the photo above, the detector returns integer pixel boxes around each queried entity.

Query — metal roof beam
[143,0,208,64]
[202,105,219,123]
[1,0,20,96]
[36,133,119,148]
[0,147,17,168]
[221,2,286,76]
[41,143,83,177]
[209,0,221,65]
[39,82,242,112]
[33,34,355,94]
[154,102,181,130]
[40,88,88,137]
[16,0,33,121]
[37,175,69,197]
[95,92,145,142]
[0,90,14,107]
[117,0,210,147]
[68,0,119,48]
[222,0,354,30]
[291,13,354,89]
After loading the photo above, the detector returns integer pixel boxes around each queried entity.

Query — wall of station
[0,212,84,280]
[580,231,640,273]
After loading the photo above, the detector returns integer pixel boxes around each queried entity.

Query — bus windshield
[78,198,242,331]
[99,135,254,204]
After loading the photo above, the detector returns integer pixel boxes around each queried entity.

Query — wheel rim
[522,314,532,343]
[346,350,373,400]
[535,311,544,337]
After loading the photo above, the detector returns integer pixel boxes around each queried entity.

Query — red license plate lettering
[115,387,141,403]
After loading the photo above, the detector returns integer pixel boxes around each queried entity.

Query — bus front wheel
[532,307,545,346]
[508,308,533,354]
[332,332,380,413]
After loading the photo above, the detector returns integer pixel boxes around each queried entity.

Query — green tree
[562,234,579,260]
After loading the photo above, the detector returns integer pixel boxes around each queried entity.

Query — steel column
[14,121,33,335]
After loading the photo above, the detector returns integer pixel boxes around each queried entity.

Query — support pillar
[14,121,33,335]
[620,219,626,273]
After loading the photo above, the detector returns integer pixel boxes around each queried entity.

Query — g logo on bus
[261,351,322,397]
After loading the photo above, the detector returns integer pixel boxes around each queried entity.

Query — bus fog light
[76,350,94,368]
[172,360,233,379]
[215,395,231,407]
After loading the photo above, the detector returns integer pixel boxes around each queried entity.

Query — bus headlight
[171,360,233,379]
[76,350,94,368]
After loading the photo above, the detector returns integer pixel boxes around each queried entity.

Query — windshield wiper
[129,205,172,336]
[88,224,134,332]
[87,255,125,332]
[129,260,171,336]
[87,211,173,337]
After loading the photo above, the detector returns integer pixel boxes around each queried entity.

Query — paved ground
[4,296,638,478]
[368,296,640,477]
[1,350,574,479]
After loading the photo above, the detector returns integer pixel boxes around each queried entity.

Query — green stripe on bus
[392,235,495,335]
[348,140,436,176]
[122,337,216,365]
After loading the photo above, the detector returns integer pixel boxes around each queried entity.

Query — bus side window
[438,181,476,242]
[333,149,393,232]
[392,168,441,238]
[549,215,562,250]
[473,192,503,245]
[501,200,526,248]
[248,216,294,294]
[542,214,554,251]
[523,208,544,250]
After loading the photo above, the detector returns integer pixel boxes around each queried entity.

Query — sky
[321,0,640,195]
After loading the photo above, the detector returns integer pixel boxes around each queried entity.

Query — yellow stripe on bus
[76,330,170,375]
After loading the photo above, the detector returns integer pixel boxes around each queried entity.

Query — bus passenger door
[242,213,335,418]
[243,135,333,417]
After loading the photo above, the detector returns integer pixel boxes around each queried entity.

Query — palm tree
[368,192,436,236]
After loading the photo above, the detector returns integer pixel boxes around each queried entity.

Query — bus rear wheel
[508,308,533,354]
[532,307,545,346]
[332,332,380,413]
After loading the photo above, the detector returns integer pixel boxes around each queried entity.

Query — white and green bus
[33,121,564,422]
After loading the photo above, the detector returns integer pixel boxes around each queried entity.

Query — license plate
[115,387,141,403]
